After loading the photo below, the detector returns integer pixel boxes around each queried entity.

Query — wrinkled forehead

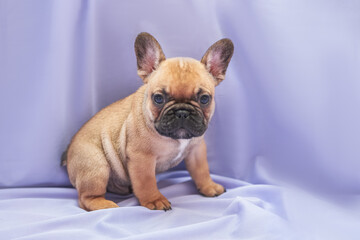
[148,57,214,99]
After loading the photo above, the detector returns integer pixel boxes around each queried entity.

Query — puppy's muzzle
[155,103,207,139]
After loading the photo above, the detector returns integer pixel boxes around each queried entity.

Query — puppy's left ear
[135,32,166,82]
[201,39,234,86]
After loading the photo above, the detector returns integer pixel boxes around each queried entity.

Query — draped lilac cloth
[1,0,360,239]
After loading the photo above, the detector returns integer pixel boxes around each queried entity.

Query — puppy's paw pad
[199,182,225,197]
[142,195,171,211]
[83,198,119,211]
[101,201,120,209]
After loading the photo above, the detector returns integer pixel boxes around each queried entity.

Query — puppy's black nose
[175,109,190,119]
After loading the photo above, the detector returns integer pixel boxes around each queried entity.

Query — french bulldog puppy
[62,32,234,211]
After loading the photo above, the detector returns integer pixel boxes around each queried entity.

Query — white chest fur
[172,139,190,162]
[155,139,190,173]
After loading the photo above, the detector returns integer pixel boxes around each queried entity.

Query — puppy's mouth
[154,103,207,139]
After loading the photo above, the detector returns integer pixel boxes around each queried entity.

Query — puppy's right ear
[134,32,166,82]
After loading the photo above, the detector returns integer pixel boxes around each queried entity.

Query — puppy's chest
[155,139,191,173]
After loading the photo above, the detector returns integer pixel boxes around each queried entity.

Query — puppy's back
[63,87,140,166]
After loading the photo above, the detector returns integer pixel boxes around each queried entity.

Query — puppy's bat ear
[135,32,166,82]
[201,39,234,86]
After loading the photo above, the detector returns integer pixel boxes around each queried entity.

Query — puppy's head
[135,32,234,139]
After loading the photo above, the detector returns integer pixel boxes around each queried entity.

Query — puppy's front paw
[198,181,226,197]
[140,194,171,211]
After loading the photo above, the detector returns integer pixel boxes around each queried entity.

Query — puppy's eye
[153,94,164,105]
[199,94,210,105]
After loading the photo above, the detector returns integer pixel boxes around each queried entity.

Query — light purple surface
[1,0,360,239]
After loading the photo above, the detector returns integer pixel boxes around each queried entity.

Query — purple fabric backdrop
[1,0,360,239]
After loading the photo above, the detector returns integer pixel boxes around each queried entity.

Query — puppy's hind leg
[71,151,119,211]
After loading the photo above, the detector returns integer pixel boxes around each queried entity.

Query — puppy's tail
[61,150,68,166]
